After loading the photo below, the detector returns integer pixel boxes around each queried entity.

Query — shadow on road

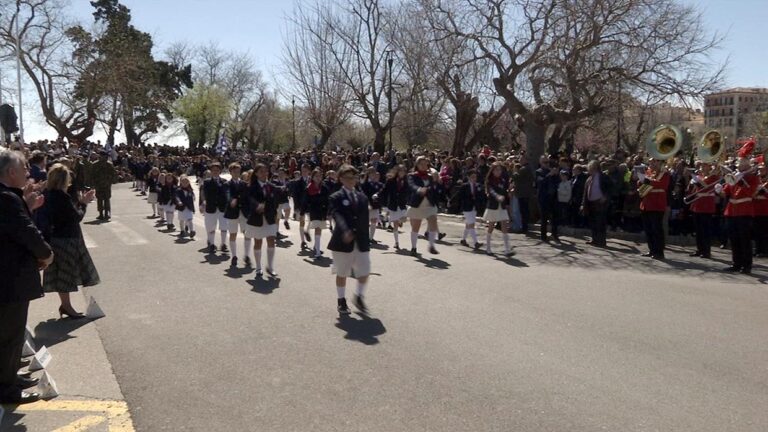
[415,255,452,270]
[0,408,28,432]
[303,256,332,268]
[335,314,386,345]
[33,317,91,349]
[224,266,253,279]
[248,276,281,294]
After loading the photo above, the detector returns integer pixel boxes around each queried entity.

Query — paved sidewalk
[0,291,135,432]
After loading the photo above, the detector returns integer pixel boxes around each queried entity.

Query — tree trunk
[373,128,386,154]
[319,128,332,150]
[523,116,548,168]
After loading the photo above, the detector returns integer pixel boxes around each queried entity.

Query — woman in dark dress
[42,164,100,319]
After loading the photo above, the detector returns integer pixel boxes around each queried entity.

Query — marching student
[245,163,278,277]
[175,175,196,239]
[156,172,167,224]
[146,167,160,218]
[199,162,229,254]
[483,162,514,257]
[158,173,178,231]
[406,156,441,256]
[274,168,291,231]
[458,169,483,250]
[295,164,313,249]
[361,167,384,244]
[324,170,341,232]
[224,163,248,267]
[306,168,330,259]
[328,164,372,315]
[380,165,408,249]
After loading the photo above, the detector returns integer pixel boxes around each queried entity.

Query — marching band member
[717,151,759,274]
[199,162,229,254]
[483,162,514,257]
[306,168,330,259]
[175,175,196,239]
[406,156,441,256]
[639,158,670,260]
[380,165,408,250]
[328,165,371,315]
[224,163,248,267]
[361,167,384,244]
[753,163,768,258]
[687,162,720,258]
[245,164,278,277]
[146,167,160,218]
[458,169,483,250]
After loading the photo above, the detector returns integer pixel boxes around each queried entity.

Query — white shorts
[308,220,328,230]
[226,215,247,233]
[388,208,406,222]
[332,246,371,278]
[483,207,509,223]
[406,202,438,220]
[244,223,277,239]
[204,211,228,232]
[147,192,158,204]
[279,203,291,212]
[463,210,477,225]
[178,209,194,221]
[368,209,380,221]
[160,203,175,213]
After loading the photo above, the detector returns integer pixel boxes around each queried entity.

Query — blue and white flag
[216,133,229,155]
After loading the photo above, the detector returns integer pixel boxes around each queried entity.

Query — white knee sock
[486,232,492,253]
[369,224,376,240]
[314,234,321,254]
[462,228,468,241]
[220,231,227,246]
[393,228,399,244]
[267,247,275,270]
[410,231,418,250]
[151,203,157,215]
[254,247,262,269]
[470,229,478,245]
[243,238,252,260]
[336,285,346,299]
[356,281,367,297]
[428,231,437,248]
[230,239,237,258]
[165,211,174,223]
[503,233,510,254]
[207,231,215,245]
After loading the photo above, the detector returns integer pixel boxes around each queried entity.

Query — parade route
[5,182,768,431]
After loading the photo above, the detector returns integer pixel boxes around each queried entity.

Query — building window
[729,97,734,104]
[729,118,733,126]
[730,108,733,115]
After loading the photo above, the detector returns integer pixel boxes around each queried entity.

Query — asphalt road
[80,183,768,432]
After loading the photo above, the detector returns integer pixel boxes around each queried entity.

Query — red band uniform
[639,169,670,258]
[722,174,758,272]
[688,173,720,258]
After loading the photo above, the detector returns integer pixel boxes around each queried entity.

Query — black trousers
[693,213,713,257]
[96,189,111,214]
[587,200,607,246]
[0,301,29,398]
[518,198,530,231]
[642,211,665,256]
[539,205,558,239]
[728,216,753,269]
[754,216,768,256]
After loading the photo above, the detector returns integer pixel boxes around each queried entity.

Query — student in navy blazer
[245,164,279,277]
[379,165,409,249]
[457,169,484,249]
[405,156,441,256]
[327,165,371,315]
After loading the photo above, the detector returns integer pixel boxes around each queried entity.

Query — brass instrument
[683,174,719,205]
[639,124,682,198]
[696,130,724,163]
[725,166,758,186]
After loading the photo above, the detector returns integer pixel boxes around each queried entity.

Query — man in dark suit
[513,155,534,232]
[580,160,612,247]
[328,165,371,315]
[0,149,54,404]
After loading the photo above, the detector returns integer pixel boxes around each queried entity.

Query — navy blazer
[458,182,484,212]
[327,188,371,253]
[306,184,330,221]
[176,188,196,212]
[485,178,510,210]
[246,181,279,227]
[361,180,384,210]
[380,177,408,211]
[158,184,176,205]
[0,183,52,303]
[406,173,439,207]
[224,179,247,219]
[200,177,228,213]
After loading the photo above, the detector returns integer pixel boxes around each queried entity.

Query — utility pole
[386,50,393,152]
[15,0,23,144]
[616,81,622,152]
[291,97,296,150]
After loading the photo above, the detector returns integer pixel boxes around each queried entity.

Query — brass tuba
[696,130,724,163]
[639,124,682,197]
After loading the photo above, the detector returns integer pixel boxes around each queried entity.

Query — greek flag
[216,133,229,155]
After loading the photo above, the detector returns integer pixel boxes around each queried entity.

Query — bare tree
[283,2,353,149]
[424,0,725,165]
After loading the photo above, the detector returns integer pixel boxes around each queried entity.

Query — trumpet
[724,167,758,186]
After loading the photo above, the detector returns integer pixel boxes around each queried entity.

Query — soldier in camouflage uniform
[89,151,117,220]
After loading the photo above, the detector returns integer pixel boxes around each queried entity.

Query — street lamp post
[291,97,296,150]
[387,50,393,152]
[15,0,23,144]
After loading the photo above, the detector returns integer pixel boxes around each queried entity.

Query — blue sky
[19,0,768,140]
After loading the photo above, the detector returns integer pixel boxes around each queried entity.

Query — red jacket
[689,174,720,214]
[723,174,758,217]
[753,180,768,216]
[639,170,670,212]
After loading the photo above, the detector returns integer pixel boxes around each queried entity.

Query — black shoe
[689,252,701,257]
[474,242,483,250]
[256,268,263,277]
[460,240,469,247]
[552,236,560,243]
[486,250,495,256]
[190,230,196,239]
[641,252,653,257]
[304,231,311,242]
[723,266,740,272]
[266,268,278,277]
[740,267,752,275]
[15,376,39,389]
[58,306,85,319]
[97,213,105,220]
[19,358,30,368]
[410,248,418,257]
[354,295,368,314]
[429,246,439,255]
[338,298,351,315]
[438,232,447,241]
[284,220,290,229]
[541,236,549,242]
[505,250,516,257]
[167,224,174,231]
[701,254,711,259]
[652,254,665,260]
[394,242,400,250]
[244,256,252,268]
[207,243,216,254]
[220,245,229,253]
[301,241,308,250]
[179,231,187,238]
[230,256,238,267]
[0,390,40,404]
[105,213,111,220]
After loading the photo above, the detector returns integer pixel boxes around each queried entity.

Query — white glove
[714,183,723,194]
